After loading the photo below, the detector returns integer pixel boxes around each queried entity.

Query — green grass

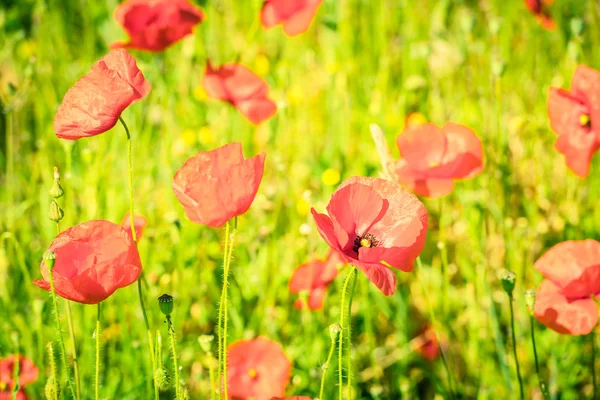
[2,0,600,398]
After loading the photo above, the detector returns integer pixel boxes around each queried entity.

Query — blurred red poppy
[394,123,484,198]
[270,397,313,400]
[261,0,322,36]
[534,240,600,335]
[33,220,142,304]
[289,249,343,310]
[0,355,38,399]
[548,65,600,177]
[311,177,428,296]
[112,0,204,52]
[227,337,291,400]
[203,62,277,124]
[172,142,266,228]
[121,212,148,241]
[413,325,441,361]
[54,49,151,140]
[524,0,555,30]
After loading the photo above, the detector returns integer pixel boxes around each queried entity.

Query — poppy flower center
[429,161,441,168]
[248,368,258,379]
[580,113,591,128]
[353,233,379,253]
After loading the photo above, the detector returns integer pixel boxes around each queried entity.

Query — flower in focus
[548,65,600,177]
[121,212,148,241]
[112,0,204,52]
[0,355,38,399]
[524,0,555,30]
[289,249,344,310]
[33,220,142,304]
[311,177,428,295]
[227,337,291,400]
[394,123,484,197]
[533,240,600,335]
[203,61,277,124]
[261,0,323,36]
[172,142,266,228]
[54,49,151,140]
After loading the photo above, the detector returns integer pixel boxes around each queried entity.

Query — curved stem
[168,317,180,399]
[530,315,549,400]
[119,116,158,399]
[95,303,101,400]
[509,295,524,400]
[339,267,357,400]
[319,332,337,400]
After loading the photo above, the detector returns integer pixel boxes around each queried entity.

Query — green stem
[346,269,358,399]
[119,116,158,400]
[208,354,216,400]
[339,267,357,400]
[593,330,597,400]
[48,266,76,399]
[530,315,549,400]
[95,303,101,400]
[509,295,524,400]
[168,316,180,399]
[47,343,59,400]
[439,198,449,316]
[319,332,337,400]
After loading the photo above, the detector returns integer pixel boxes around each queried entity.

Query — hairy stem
[530,315,549,400]
[509,295,524,400]
[168,317,180,399]
[339,267,357,400]
[319,332,337,400]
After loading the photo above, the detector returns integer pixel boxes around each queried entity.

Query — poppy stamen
[580,114,591,128]
[248,368,258,379]
[353,233,379,253]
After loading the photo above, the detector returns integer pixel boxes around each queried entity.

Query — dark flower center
[580,113,591,129]
[353,233,379,253]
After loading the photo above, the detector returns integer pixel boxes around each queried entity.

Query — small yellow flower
[181,129,196,145]
[322,168,341,186]
[255,53,270,76]
[287,85,303,105]
[406,112,427,127]
[198,126,214,144]
[296,198,310,216]
[193,86,207,101]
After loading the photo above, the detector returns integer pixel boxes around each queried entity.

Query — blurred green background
[2,0,600,398]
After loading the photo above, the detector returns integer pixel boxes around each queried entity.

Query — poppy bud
[158,294,174,316]
[49,200,64,222]
[500,270,517,295]
[329,323,342,341]
[198,334,214,353]
[43,250,56,271]
[154,366,170,391]
[525,289,536,314]
[49,167,64,198]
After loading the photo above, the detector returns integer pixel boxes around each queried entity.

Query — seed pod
[43,251,57,270]
[329,323,342,341]
[49,200,64,222]
[500,270,517,295]
[49,167,64,199]
[158,294,174,316]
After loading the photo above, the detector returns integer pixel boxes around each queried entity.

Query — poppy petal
[282,0,322,36]
[351,260,397,296]
[235,97,277,125]
[397,124,447,171]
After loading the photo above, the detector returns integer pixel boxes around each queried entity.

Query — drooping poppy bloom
[172,142,266,228]
[524,0,555,30]
[261,0,322,36]
[0,355,38,399]
[54,49,151,140]
[227,337,291,400]
[311,177,428,296]
[533,240,600,335]
[548,65,600,177]
[289,249,343,310]
[33,220,142,304]
[394,123,484,197]
[203,62,277,124]
[112,0,204,52]
[121,212,148,241]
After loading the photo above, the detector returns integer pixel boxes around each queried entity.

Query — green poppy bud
[49,200,64,222]
[329,323,342,342]
[500,270,517,295]
[43,250,56,270]
[158,294,174,316]
[525,290,536,314]
[49,167,64,199]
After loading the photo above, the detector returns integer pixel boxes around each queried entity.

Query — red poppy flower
[227,337,291,400]
[533,240,600,335]
[172,142,266,228]
[261,0,322,36]
[112,0,204,52]
[413,325,441,361]
[524,0,555,30]
[289,249,343,310]
[270,397,313,400]
[203,62,277,124]
[548,66,600,177]
[311,177,428,296]
[0,355,38,398]
[394,123,484,198]
[121,212,148,241]
[33,220,142,304]
[54,49,151,140]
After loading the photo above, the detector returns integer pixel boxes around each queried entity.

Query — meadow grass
[2,0,600,398]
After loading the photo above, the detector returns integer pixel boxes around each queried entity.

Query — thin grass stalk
[508,294,524,400]
[95,302,101,400]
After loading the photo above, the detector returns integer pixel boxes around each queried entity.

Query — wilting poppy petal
[54,49,151,140]
[0,356,38,390]
[228,337,291,400]
[172,142,266,228]
[112,0,204,52]
[261,0,322,36]
[534,240,600,299]
[33,220,142,304]
[534,280,598,335]
[121,212,148,241]
[312,176,427,295]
